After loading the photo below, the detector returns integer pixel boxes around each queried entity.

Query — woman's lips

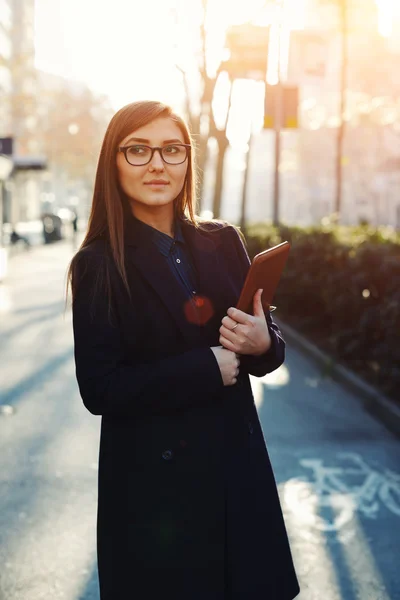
[144,181,169,185]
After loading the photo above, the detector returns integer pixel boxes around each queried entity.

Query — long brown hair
[67,100,199,302]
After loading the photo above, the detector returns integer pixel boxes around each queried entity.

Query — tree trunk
[212,134,229,219]
[240,132,253,233]
[195,131,209,208]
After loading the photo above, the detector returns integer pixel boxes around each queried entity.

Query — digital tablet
[236,241,290,315]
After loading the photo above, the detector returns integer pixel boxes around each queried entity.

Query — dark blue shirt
[132,217,198,301]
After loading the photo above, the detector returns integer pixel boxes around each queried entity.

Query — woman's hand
[219,289,271,356]
[210,347,240,386]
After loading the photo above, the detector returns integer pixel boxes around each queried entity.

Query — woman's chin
[132,196,175,209]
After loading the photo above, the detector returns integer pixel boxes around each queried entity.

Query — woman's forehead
[120,117,184,146]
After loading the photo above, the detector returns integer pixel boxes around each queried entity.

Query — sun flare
[35,0,398,111]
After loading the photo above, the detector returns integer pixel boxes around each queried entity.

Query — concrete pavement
[0,239,399,600]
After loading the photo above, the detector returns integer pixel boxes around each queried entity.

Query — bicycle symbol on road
[283,452,400,533]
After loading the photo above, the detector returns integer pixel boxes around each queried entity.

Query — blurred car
[41,212,63,243]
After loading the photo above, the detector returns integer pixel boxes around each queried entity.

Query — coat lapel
[124,215,239,345]
[180,220,241,326]
[124,216,205,345]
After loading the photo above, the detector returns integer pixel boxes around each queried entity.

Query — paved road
[0,240,399,600]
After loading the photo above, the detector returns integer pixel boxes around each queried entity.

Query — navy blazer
[72,217,299,600]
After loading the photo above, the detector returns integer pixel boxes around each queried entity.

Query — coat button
[248,421,254,435]
[162,450,173,461]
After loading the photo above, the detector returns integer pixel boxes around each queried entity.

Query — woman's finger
[219,324,239,343]
[219,335,235,350]
[226,307,252,325]
[221,315,239,330]
[252,288,265,318]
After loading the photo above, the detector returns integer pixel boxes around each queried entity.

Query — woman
[69,100,299,600]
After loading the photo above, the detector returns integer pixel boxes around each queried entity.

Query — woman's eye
[128,146,147,155]
[164,145,179,154]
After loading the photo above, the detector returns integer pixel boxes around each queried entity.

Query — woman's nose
[149,149,164,170]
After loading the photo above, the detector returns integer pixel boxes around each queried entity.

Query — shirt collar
[130,215,185,257]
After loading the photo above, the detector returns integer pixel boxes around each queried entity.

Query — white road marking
[283,452,400,535]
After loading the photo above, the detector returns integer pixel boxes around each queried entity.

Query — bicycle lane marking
[281,452,400,541]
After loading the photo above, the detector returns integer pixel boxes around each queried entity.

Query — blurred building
[305,0,379,33]
[1,0,111,238]
[0,0,12,137]
[214,0,400,229]
[10,0,39,156]
[279,0,400,228]
[1,0,46,231]
[35,70,101,220]
[389,14,400,54]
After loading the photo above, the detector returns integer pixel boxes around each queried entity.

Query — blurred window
[0,0,12,30]
[0,26,11,59]
[0,65,11,93]
[0,107,11,137]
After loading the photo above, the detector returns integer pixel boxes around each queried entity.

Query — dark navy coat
[72,216,300,600]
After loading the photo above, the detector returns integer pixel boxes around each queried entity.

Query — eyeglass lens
[125,145,188,165]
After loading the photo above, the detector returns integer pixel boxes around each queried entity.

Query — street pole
[240,127,253,233]
[335,0,347,220]
[272,0,283,227]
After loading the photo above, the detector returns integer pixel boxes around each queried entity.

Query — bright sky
[34,0,271,110]
[34,0,398,114]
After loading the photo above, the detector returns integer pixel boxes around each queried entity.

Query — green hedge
[244,222,400,405]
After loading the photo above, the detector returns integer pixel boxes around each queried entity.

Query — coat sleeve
[227,227,286,377]
[72,252,224,417]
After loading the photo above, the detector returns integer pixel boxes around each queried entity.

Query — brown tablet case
[236,241,290,315]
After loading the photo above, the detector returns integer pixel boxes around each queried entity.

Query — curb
[275,317,400,439]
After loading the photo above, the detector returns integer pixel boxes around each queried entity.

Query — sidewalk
[275,318,400,438]
[0,229,84,283]
[0,232,101,600]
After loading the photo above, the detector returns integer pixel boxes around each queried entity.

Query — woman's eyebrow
[122,137,184,145]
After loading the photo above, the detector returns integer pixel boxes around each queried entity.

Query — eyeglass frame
[117,143,191,166]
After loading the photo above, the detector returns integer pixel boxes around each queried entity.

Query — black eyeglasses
[118,144,191,166]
